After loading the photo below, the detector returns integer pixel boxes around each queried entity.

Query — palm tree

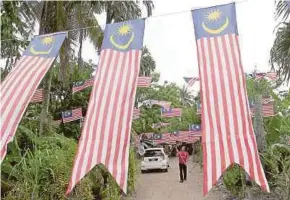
[140,46,156,76]
[270,1,290,82]
[2,1,154,135]
[179,85,194,106]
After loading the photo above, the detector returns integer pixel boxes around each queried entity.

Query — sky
[83,0,277,88]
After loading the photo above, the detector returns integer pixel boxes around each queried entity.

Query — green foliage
[223,165,246,198]
[1,128,94,200]
[261,144,290,200]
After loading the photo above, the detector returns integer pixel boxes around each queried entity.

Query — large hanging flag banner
[192,3,269,195]
[0,32,66,162]
[183,77,199,86]
[66,19,145,195]
[72,77,94,93]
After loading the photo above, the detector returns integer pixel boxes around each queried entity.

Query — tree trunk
[253,95,266,152]
[39,1,53,135]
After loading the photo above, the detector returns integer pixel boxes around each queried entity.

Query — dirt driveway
[128,157,222,200]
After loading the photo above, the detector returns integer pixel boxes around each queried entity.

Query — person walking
[177,146,189,183]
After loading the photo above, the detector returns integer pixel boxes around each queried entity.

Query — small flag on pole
[0,32,66,162]
[30,89,43,103]
[262,96,274,105]
[137,77,152,87]
[62,108,83,123]
[254,72,266,80]
[133,108,141,120]
[161,108,182,118]
[183,77,199,86]
[192,3,269,195]
[265,72,277,81]
[72,77,94,93]
[152,122,170,128]
[262,103,275,117]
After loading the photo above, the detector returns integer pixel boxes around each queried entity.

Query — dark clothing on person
[179,163,187,182]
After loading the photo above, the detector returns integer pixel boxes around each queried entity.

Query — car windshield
[144,150,163,157]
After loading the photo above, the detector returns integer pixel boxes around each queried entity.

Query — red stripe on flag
[67,49,141,194]
[196,34,269,195]
[1,56,54,161]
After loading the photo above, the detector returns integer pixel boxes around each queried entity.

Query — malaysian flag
[137,76,152,87]
[152,122,170,128]
[72,77,94,93]
[262,103,274,117]
[0,32,66,162]
[154,133,176,144]
[265,72,277,81]
[192,4,269,195]
[30,89,43,103]
[161,108,182,118]
[249,100,274,117]
[262,96,274,105]
[183,77,199,86]
[254,72,266,80]
[66,20,145,195]
[133,108,140,120]
[62,108,83,123]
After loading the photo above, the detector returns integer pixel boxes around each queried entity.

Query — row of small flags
[72,76,152,94]
[196,97,275,117]
[31,76,153,102]
[139,124,202,144]
[140,99,171,109]
[246,72,277,81]
[53,107,142,125]
[183,77,199,87]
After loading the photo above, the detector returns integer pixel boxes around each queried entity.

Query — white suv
[141,148,169,173]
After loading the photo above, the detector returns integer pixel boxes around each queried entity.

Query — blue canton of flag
[192,3,238,39]
[170,130,179,136]
[101,19,145,52]
[153,133,162,140]
[286,1,290,8]
[23,32,67,58]
[189,124,201,132]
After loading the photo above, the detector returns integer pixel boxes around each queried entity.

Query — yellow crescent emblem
[202,17,229,34]
[110,32,135,50]
[30,45,53,55]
